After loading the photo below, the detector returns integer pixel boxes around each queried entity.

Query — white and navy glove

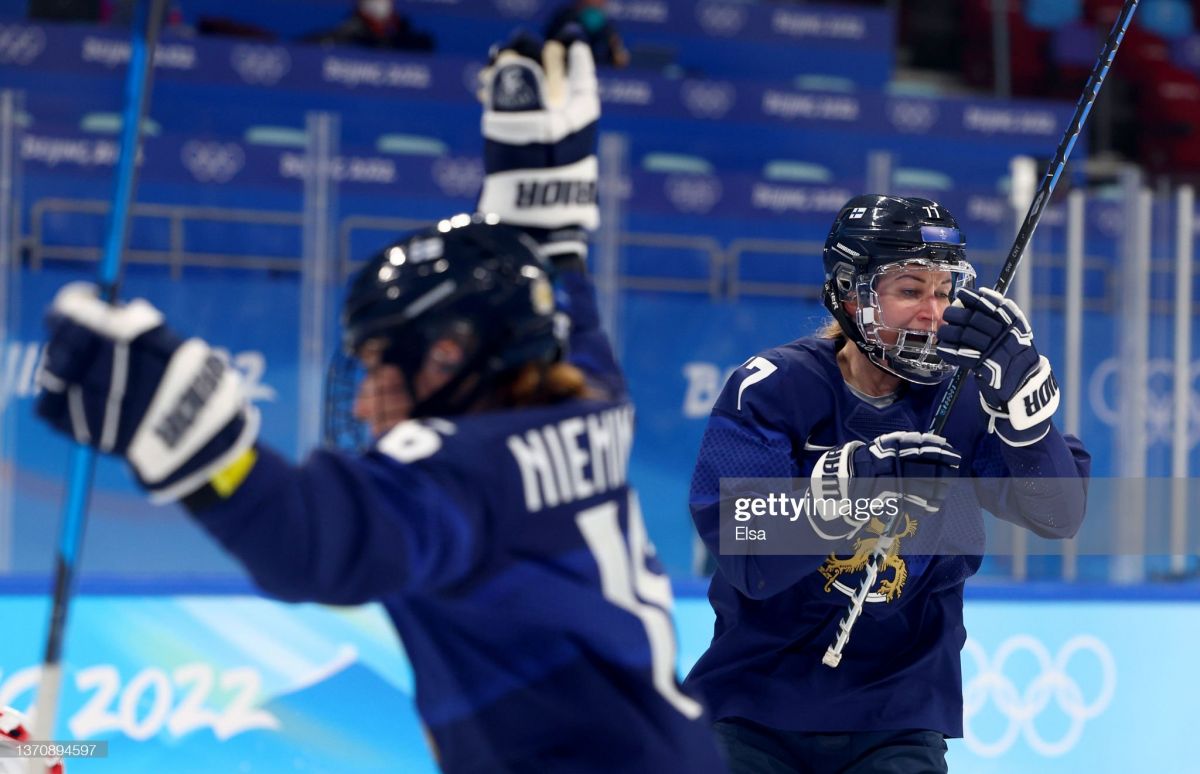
[477,32,599,263]
[809,431,961,540]
[35,282,259,504]
[937,287,1059,446]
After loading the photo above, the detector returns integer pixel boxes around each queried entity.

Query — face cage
[853,257,976,385]
[322,328,512,452]
[324,351,371,452]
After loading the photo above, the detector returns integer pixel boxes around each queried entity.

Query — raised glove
[36,282,259,503]
[477,33,599,261]
[809,431,960,539]
[937,286,1059,446]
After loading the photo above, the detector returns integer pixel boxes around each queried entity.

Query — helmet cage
[851,257,976,385]
[324,351,371,452]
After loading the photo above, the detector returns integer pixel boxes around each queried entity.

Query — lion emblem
[818,514,917,602]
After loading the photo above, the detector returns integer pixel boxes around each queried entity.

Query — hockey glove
[809,431,960,540]
[936,286,1059,446]
[36,282,259,503]
[477,32,599,263]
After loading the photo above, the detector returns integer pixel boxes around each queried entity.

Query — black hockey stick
[31,0,167,742]
[823,0,1140,668]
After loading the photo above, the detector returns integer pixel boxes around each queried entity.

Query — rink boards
[0,584,1192,773]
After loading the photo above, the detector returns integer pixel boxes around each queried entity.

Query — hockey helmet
[822,194,976,384]
[325,215,560,446]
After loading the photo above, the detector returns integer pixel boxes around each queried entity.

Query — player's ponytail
[501,362,591,407]
[818,318,846,341]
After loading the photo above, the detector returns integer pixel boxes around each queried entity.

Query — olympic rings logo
[493,0,541,16]
[432,157,483,197]
[682,80,736,119]
[664,174,722,214]
[696,2,747,36]
[962,634,1115,757]
[1089,356,1200,447]
[181,141,245,184]
[230,45,291,86]
[0,25,45,66]
[889,99,939,133]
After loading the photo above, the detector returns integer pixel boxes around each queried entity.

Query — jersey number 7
[736,356,777,411]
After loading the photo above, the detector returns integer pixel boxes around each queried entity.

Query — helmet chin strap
[409,355,491,419]
[399,329,517,419]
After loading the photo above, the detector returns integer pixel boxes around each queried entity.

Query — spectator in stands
[28,0,101,22]
[195,16,275,40]
[545,0,629,67]
[303,0,435,52]
[83,0,274,39]
[29,0,189,31]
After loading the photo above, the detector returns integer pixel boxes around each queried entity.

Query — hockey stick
[30,0,167,745]
[822,0,1140,669]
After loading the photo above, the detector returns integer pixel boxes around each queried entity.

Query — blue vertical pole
[32,0,167,743]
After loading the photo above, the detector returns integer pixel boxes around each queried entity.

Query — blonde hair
[818,318,846,341]
[501,361,592,407]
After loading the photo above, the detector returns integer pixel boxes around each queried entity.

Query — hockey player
[32,38,723,773]
[686,195,1091,772]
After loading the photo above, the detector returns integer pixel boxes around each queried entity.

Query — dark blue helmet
[822,194,967,280]
[325,215,560,446]
[822,195,975,384]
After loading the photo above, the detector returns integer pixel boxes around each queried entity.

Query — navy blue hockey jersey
[685,336,1090,738]
[185,266,724,773]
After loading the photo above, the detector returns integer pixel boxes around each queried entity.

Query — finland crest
[818,515,918,603]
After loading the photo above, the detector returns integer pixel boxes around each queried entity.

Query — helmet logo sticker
[849,207,867,219]
[531,277,555,315]
[408,237,445,264]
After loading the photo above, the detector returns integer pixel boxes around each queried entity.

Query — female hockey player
[33,38,723,774]
[686,195,1091,773]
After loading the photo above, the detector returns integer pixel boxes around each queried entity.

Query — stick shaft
[823,0,1140,668]
[930,0,1139,436]
[31,0,166,743]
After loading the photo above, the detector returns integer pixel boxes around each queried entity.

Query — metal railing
[19,195,1187,318]
[28,200,731,299]
[28,199,304,277]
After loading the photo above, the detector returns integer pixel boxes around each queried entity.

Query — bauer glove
[809,431,960,540]
[36,282,259,503]
[937,286,1059,446]
[477,31,599,264]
